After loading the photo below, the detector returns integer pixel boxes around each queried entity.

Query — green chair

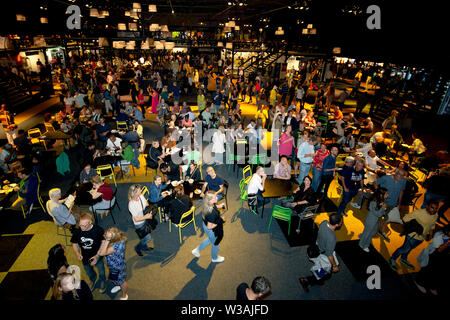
[237,179,248,213]
[317,115,328,133]
[268,205,292,236]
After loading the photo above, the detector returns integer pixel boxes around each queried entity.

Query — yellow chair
[242,165,252,183]
[169,206,197,243]
[116,121,128,130]
[198,162,203,180]
[28,128,45,149]
[44,122,55,133]
[95,164,117,187]
[141,186,149,198]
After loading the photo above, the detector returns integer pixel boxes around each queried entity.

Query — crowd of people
[0,49,448,300]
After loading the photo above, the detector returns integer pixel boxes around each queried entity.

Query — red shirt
[312,149,330,170]
[334,109,344,121]
[98,183,114,201]
[138,93,145,105]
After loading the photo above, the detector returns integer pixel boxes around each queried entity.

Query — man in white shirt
[247,166,269,208]
[106,133,122,156]
[74,91,87,109]
[297,136,316,185]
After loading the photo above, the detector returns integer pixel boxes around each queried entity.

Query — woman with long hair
[358,187,389,252]
[98,227,128,300]
[52,270,93,300]
[128,184,154,257]
[191,191,226,263]
[281,175,315,215]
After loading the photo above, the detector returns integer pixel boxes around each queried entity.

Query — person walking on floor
[191,191,226,263]
[299,213,343,292]
[71,213,107,293]
[358,187,389,252]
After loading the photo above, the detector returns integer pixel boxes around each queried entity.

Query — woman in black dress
[281,176,316,215]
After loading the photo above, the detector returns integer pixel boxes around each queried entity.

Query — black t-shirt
[70,225,105,264]
[202,207,222,226]
[236,283,249,300]
[166,161,181,181]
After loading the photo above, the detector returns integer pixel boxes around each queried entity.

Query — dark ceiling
[1,0,448,69]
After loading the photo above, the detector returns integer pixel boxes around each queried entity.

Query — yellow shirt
[411,139,426,154]
[403,208,437,241]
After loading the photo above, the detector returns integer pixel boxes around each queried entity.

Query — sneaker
[99,281,107,293]
[111,286,121,294]
[413,280,427,294]
[400,259,415,270]
[361,247,370,253]
[212,256,225,263]
[119,294,128,300]
[143,246,154,252]
[299,277,309,293]
[389,258,398,271]
[350,202,361,209]
[191,248,200,258]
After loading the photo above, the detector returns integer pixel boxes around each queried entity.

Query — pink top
[278,133,294,156]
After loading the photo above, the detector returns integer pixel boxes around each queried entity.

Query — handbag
[108,269,120,281]
[140,198,158,230]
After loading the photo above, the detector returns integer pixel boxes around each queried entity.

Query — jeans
[312,166,323,192]
[318,174,334,196]
[83,256,106,286]
[337,189,359,215]
[214,152,223,164]
[135,224,152,252]
[421,191,446,209]
[298,162,312,185]
[198,223,219,260]
[391,235,423,262]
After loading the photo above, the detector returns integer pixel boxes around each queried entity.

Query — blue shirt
[322,154,337,176]
[149,182,168,203]
[96,123,112,141]
[212,92,222,105]
[376,174,406,207]
[342,166,365,192]
[134,108,143,123]
[116,112,129,122]
[205,174,224,193]
[172,86,180,97]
